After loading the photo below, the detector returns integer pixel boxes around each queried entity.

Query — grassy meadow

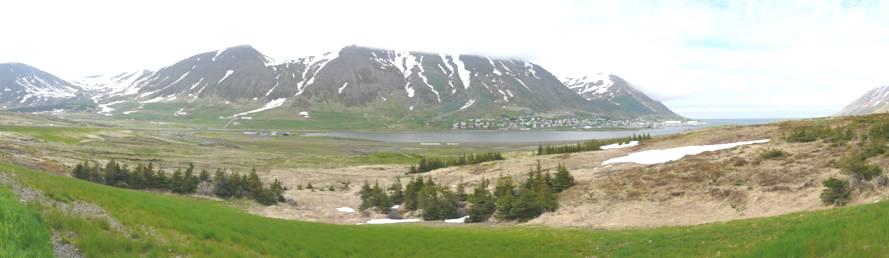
[2,162,889,257]
[0,181,54,257]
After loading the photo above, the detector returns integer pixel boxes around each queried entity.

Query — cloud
[1,0,888,118]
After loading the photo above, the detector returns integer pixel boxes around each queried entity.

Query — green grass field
[0,181,54,257]
[0,125,102,145]
[2,162,889,257]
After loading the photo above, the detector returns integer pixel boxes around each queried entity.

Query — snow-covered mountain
[836,85,889,116]
[74,70,153,102]
[0,63,81,109]
[562,73,679,118]
[82,45,678,120]
[2,45,681,123]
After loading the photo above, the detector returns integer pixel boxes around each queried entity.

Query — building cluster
[242,130,291,136]
[452,116,700,130]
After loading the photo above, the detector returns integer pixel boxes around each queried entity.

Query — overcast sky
[2,0,888,119]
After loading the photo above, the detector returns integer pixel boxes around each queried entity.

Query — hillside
[563,73,681,119]
[4,162,889,257]
[836,85,889,116]
[0,63,82,109]
[3,111,889,256]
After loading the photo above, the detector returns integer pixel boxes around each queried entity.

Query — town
[451,116,701,130]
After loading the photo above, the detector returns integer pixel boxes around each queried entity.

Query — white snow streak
[602,139,770,165]
[600,141,639,150]
[338,82,350,94]
[217,70,234,84]
[453,56,472,89]
[232,98,287,117]
[444,216,469,224]
[365,218,421,225]
[459,99,476,111]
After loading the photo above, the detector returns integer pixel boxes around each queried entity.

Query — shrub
[820,178,851,206]
[837,154,883,181]
[410,152,504,173]
[760,148,787,160]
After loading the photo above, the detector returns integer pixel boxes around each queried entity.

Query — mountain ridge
[836,85,889,116]
[1,45,683,125]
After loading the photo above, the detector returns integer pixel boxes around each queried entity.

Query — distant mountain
[74,70,153,102]
[562,73,680,118]
[0,63,81,109]
[837,85,889,116]
[84,45,679,121]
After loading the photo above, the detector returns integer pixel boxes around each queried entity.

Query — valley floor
[3,111,889,256]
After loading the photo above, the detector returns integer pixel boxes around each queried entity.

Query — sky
[2,0,889,119]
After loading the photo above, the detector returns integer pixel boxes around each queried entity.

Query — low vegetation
[536,134,651,155]
[780,119,889,206]
[72,161,287,205]
[820,178,851,206]
[759,148,787,159]
[363,162,576,223]
[0,183,54,257]
[7,162,889,257]
[784,125,854,144]
[836,153,883,181]
[409,152,504,173]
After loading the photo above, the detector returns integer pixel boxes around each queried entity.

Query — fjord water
[305,118,780,144]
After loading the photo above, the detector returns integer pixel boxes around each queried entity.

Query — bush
[760,148,787,160]
[410,152,504,173]
[837,154,883,181]
[537,134,651,155]
[785,126,853,144]
[820,178,851,206]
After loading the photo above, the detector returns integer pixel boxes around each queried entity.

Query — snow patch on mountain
[459,99,476,111]
[338,82,350,94]
[296,51,339,96]
[217,70,234,84]
[563,73,615,100]
[97,100,124,116]
[233,98,287,117]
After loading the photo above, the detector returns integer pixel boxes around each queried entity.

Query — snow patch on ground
[444,216,469,224]
[233,98,287,117]
[97,100,124,115]
[600,141,639,150]
[336,207,355,213]
[602,139,770,165]
[365,218,421,225]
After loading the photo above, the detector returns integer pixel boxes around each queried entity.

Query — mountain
[0,63,81,109]
[85,45,679,123]
[74,70,153,102]
[836,85,889,116]
[562,73,680,118]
